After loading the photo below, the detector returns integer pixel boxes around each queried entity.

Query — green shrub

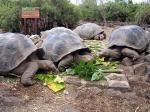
[104,2,129,22]
[135,4,150,25]
[0,0,81,32]
[0,0,20,32]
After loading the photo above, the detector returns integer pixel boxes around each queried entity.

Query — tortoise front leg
[98,48,121,60]
[121,48,140,60]
[58,55,74,72]
[21,62,38,86]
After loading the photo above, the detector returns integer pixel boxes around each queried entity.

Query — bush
[135,4,150,25]
[104,2,129,22]
[51,0,81,28]
[79,0,104,22]
[0,0,20,32]
[0,0,81,32]
[0,0,150,32]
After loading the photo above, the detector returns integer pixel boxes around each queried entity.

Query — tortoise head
[98,48,121,60]
[74,49,94,62]
[94,31,106,40]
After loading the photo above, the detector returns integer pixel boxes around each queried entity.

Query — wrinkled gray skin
[73,23,106,40]
[0,33,57,86]
[99,25,150,60]
[41,27,94,72]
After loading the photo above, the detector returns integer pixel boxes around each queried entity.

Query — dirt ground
[0,26,150,112]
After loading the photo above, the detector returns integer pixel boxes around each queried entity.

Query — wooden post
[21,7,40,34]
[24,18,27,34]
[35,18,37,34]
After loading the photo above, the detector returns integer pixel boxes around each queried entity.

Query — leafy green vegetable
[36,74,65,92]
[72,60,97,80]
[66,57,120,81]
[47,82,65,93]
[91,69,106,81]
[95,57,120,69]
[54,75,64,83]
[65,68,75,75]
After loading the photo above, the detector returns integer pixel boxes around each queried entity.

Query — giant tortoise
[0,33,57,86]
[99,25,150,60]
[99,25,150,81]
[73,23,106,40]
[41,27,94,71]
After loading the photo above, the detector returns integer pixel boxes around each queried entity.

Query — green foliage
[36,73,65,92]
[0,0,150,31]
[0,0,20,32]
[66,58,120,81]
[48,0,80,27]
[95,57,120,70]
[104,2,129,22]
[73,60,97,80]
[91,69,106,81]
[80,0,103,21]
[66,60,98,81]
[0,0,81,31]
[135,4,150,25]
[125,3,139,21]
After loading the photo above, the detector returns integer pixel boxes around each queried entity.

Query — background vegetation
[0,0,149,32]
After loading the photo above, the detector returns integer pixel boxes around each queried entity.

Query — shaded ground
[0,26,150,112]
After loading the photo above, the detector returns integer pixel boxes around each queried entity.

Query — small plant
[66,58,120,81]
[73,60,98,80]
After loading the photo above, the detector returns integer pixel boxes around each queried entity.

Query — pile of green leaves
[95,57,119,70]
[36,73,65,92]
[84,40,108,53]
[66,57,120,81]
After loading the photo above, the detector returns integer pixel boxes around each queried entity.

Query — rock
[123,66,134,76]
[105,73,130,89]
[63,76,82,86]
[122,57,133,66]
[133,62,148,76]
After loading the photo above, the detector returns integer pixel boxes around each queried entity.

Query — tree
[128,0,133,4]
[80,0,98,21]
[82,0,97,6]
[98,0,107,25]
